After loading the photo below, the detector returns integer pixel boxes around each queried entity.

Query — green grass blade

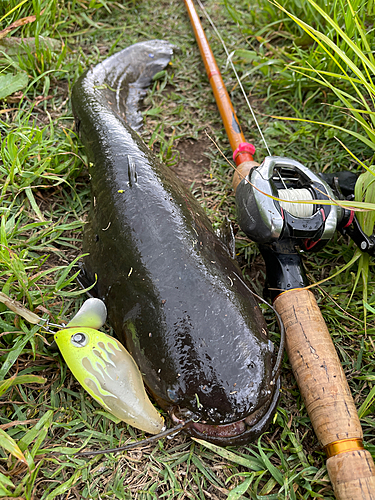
[358,384,375,419]
[0,374,46,397]
[271,114,375,151]
[192,438,264,470]
[306,0,375,75]
[227,476,254,500]
[0,0,29,23]
[0,323,39,381]
[0,429,27,465]
[257,439,284,486]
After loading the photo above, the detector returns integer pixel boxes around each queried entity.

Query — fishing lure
[54,298,164,434]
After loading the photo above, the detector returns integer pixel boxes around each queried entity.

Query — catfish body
[72,40,279,445]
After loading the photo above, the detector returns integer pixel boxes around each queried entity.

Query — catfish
[71,40,280,445]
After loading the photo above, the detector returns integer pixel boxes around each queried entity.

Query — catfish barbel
[71,39,281,446]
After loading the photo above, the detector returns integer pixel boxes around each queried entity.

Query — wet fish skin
[72,40,278,445]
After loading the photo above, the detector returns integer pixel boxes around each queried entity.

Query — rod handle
[327,450,375,499]
[274,289,375,500]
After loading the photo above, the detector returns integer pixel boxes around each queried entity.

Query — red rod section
[184,0,254,165]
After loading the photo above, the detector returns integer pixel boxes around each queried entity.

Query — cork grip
[232,160,259,192]
[274,288,375,500]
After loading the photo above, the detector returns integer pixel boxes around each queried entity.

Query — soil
[170,135,212,189]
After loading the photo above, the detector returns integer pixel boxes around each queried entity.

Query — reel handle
[274,289,375,499]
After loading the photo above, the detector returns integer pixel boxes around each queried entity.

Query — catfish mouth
[170,376,280,446]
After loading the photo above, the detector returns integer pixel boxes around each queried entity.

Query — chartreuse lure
[54,298,164,434]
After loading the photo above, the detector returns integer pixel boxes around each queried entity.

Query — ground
[171,136,211,189]
[0,0,374,499]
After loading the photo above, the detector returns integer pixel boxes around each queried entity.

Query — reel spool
[235,156,342,252]
[277,188,314,218]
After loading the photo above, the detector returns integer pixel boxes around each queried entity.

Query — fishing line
[275,167,288,190]
[278,188,315,217]
[195,1,321,219]
[206,131,328,218]
[196,0,272,156]
[49,423,190,457]
[193,4,343,219]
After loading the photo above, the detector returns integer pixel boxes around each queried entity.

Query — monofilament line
[196,0,272,156]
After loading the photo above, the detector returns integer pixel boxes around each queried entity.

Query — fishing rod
[184,0,375,498]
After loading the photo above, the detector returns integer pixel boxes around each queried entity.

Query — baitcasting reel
[236,156,339,251]
[235,156,375,297]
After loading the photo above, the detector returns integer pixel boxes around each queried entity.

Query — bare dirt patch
[170,135,212,189]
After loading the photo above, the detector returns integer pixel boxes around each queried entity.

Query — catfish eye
[71,332,88,347]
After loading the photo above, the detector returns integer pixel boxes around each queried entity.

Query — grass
[225,0,375,317]
[0,0,374,498]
